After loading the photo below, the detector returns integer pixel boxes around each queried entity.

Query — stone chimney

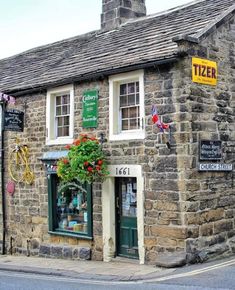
[101,0,146,31]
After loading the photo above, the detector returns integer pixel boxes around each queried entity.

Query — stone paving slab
[0,255,174,281]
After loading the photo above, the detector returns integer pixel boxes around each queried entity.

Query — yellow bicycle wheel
[23,168,35,185]
[8,150,25,183]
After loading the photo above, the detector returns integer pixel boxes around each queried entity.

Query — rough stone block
[79,247,91,260]
[151,226,188,239]
[39,244,51,256]
[214,220,233,234]
[156,252,187,268]
[51,246,63,258]
[63,246,73,259]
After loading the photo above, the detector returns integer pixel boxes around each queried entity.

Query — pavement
[0,255,175,282]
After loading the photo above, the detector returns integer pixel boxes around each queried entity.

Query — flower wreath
[57,134,109,184]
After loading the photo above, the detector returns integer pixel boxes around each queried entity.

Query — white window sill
[46,137,74,146]
[109,130,145,141]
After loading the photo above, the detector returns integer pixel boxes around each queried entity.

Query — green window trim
[48,231,93,240]
[47,173,93,239]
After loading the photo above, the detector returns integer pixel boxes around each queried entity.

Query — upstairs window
[46,85,74,145]
[55,94,70,137]
[109,70,145,141]
[119,81,140,131]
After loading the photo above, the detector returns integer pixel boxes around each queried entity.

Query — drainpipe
[1,101,6,255]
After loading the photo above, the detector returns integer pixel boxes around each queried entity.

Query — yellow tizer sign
[192,57,217,86]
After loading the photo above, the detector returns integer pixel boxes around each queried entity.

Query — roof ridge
[121,0,205,26]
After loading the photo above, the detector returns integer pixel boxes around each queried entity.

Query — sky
[0,0,193,59]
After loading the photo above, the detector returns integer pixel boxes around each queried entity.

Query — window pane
[136,82,139,93]
[120,95,127,107]
[62,94,69,104]
[130,119,137,129]
[120,84,127,95]
[64,116,70,126]
[57,117,63,126]
[62,105,69,115]
[122,120,128,131]
[136,93,139,104]
[120,177,137,217]
[122,108,129,119]
[56,96,61,105]
[56,106,61,116]
[62,126,70,136]
[128,83,135,94]
[129,107,137,118]
[128,94,135,106]
[57,127,63,137]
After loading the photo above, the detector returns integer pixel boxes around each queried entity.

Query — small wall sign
[192,57,217,86]
[4,109,24,132]
[82,90,98,128]
[200,140,222,161]
[110,165,133,177]
[199,163,233,172]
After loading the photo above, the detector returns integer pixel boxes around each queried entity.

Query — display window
[48,173,92,238]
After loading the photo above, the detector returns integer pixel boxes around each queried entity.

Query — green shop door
[115,177,139,259]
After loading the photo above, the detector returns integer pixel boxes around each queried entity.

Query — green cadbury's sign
[82,90,98,128]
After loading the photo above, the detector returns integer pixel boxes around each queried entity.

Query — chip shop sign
[192,57,217,86]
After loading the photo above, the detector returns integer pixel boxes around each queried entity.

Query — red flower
[87,166,93,172]
[65,144,71,150]
[97,160,103,166]
[84,161,89,167]
[62,158,69,165]
[73,139,80,146]
[90,136,97,141]
[96,165,101,171]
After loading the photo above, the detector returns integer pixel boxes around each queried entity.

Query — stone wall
[0,16,234,264]
[175,15,235,262]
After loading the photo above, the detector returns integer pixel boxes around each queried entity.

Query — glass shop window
[48,174,92,238]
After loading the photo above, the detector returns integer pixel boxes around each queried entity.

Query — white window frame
[109,70,145,141]
[46,84,74,145]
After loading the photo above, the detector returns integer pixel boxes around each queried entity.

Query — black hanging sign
[200,140,222,160]
[4,109,24,132]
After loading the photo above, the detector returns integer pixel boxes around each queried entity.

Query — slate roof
[0,0,234,94]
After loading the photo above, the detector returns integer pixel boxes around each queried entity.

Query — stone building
[0,0,234,265]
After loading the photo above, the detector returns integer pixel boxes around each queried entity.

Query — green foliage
[57,177,87,195]
[57,134,109,184]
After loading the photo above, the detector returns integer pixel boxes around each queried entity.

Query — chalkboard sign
[82,90,98,128]
[200,140,222,160]
[4,109,24,132]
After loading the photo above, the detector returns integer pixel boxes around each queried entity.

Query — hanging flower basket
[57,134,109,184]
